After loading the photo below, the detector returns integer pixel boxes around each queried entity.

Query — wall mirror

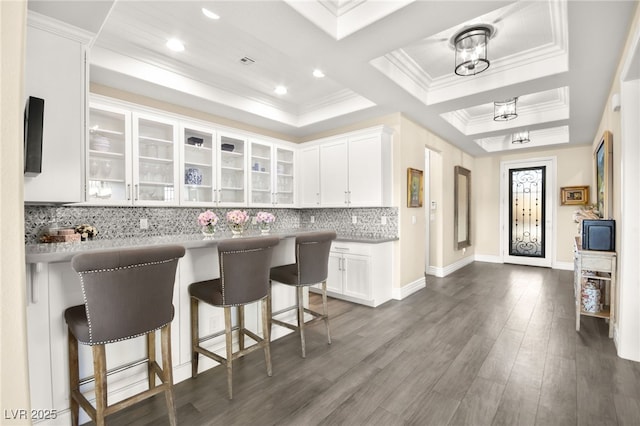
[454,166,471,250]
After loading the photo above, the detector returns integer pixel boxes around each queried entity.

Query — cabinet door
[275,147,295,206]
[87,103,132,204]
[348,133,383,206]
[299,146,320,207]
[342,254,371,301]
[320,139,349,206]
[326,253,344,294]
[217,132,247,205]
[249,140,273,206]
[181,124,215,205]
[133,114,179,205]
[24,23,85,203]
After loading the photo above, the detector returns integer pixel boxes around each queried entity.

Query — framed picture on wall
[407,168,423,207]
[594,131,613,218]
[560,186,589,205]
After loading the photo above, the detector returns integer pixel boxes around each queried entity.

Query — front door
[501,158,554,267]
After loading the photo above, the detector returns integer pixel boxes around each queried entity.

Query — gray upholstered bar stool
[189,236,279,399]
[65,244,185,426]
[269,231,337,358]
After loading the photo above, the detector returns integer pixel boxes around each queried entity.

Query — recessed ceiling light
[202,8,220,20]
[166,38,185,52]
[313,69,325,78]
[274,86,287,95]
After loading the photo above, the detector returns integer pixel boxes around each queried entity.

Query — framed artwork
[560,186,589,205]
[594,131,613,218]
[407,168,423,207]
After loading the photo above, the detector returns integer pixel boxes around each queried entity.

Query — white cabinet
[303,126,393,208]
[180,123,216,205]
[217,132,247,205]
[314,241,393,307]
[249,140,296,207]
[298,145,321,207]
[24,14,90,203]
[87,101,179,206]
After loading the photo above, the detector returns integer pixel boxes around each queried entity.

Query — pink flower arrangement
[255,211,275,225]
[197,210,218,227]
[226,210,250,226]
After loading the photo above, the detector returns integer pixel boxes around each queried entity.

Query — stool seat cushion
[189,278,224,306]
[270,264,300,286]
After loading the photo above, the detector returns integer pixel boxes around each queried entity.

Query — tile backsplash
[25,206,398,244]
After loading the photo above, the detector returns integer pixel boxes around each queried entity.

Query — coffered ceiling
[27,0,637,156]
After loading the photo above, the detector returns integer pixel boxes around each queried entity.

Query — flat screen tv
[582,219,615,251]
[24,96,45,176]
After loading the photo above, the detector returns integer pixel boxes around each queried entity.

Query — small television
[582,219,615,251]
[24,96,45,176]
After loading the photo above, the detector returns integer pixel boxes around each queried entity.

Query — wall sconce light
[512,130,530,144]
[454,26,492,76]
[494,97,518,121]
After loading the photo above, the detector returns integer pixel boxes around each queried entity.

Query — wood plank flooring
[102,262,640,425]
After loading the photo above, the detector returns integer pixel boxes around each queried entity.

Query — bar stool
[189,236,279,399]
[269,231,337,358]
[65,244,185,426]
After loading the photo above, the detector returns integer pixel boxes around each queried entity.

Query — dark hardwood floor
[103,262,640,425]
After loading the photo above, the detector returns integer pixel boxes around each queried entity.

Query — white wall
[1,0,32,422]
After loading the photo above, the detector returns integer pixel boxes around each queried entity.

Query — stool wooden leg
[161,324,177,426]
[297,286,306,358]
[224,307,234,399]
[238,305,245,351]
[147,330,156,389]
[261,298,272,376]
[190,297,199,378]
[92,344,108,426]
[322,280,331,345]
[67,329,80,426]
[267,281,273,338]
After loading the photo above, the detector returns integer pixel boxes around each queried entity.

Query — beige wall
[1,0,32,422]
[474,145,594,264]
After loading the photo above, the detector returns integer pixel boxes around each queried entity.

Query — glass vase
[202,225,215,239]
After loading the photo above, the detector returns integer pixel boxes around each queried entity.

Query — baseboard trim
[427,255,475,277]
[474,254,503,264]
[553,261,573,271]
[392,276,425,300]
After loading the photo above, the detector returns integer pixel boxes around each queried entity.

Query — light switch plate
[140,218,148,229]
[352,215,357,224]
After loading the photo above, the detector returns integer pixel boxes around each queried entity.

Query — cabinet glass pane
[183,128,214,203]
[88,108,127,202]
[276,147,294,205]
[251,142,272,204]
[137,118,175,202]
[219,135,245,204]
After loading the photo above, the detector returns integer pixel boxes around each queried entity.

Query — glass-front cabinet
[87,103,131,204]
[133,114,179,205]
[249,141,295,207]
[217,132,247,205]
[87,101,179,206]
[181,123,215,205]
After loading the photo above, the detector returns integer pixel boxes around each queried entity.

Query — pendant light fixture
[494,97,518,121]
[454,26,491,76]
[512,130,530,144]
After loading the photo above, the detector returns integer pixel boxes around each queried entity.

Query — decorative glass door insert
[509,166,546,258]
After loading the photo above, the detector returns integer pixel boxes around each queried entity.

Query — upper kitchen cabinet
[298,145,321,208]
[181,123,216,205]
[87,99,179,206]
[24,13,92,204]
[249,140,296,207]
[217,132,247,206]
[311,126,393,208]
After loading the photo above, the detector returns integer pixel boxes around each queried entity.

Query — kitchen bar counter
[25,228,398,264]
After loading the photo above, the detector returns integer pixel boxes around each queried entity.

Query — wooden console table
[573,237,617,337]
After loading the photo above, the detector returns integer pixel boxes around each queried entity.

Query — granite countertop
[25,228,398,264]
